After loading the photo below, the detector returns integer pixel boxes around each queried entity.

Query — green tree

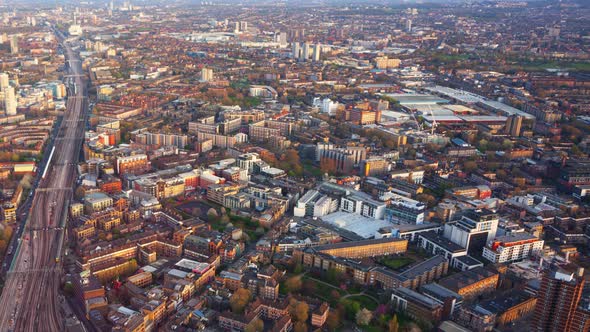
[245,317,264,332]
[342,300,361,320]
[330,290,341,302]
[302,279,317,296]
[416,193,437,208]
[477,139,489,152]
[285,276,303,293]
[326,268,342,284]
[289,299,309,323]
[496,169,508,181]
[230,288,251,313]
[463,161,478,173]
[294,321,308,332]
[281,149,303,176]
[63,282,74,297]
[326,311,340,331]
[220,214,230,224]
[207,208,219,222]
[389,314,399,332]
[355,308,372,326]
[293,263,303,274]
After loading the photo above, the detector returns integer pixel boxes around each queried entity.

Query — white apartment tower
[201,67,213,82]
[4,86,17,115]
[312,44,321,62]
[0,72,9,91]
[10,35,18,54]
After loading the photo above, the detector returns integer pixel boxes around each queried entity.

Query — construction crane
[429,110,438,135]
[410,109,424,132]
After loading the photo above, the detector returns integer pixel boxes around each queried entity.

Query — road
[0,33,88,332]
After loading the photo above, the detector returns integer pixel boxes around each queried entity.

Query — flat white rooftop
[175,258,210,273]
[321,211,392,239]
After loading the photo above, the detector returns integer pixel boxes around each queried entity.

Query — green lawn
[302,276,346,305]
[379,256,415,270]
[199,208,261,240]
[303,162,323,178]
[343,295,378,311]
[509,60,590,72]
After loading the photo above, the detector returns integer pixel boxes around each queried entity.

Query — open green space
[301,276,346,305]
[303,161,323,178]
[176,199,261,241]
[508,59,590,72]
[343,295,378,311]
[379,256,415,270]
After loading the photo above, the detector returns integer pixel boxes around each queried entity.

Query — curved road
[0,33,88,332]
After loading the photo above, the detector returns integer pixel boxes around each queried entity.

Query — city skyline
[0,0,588,331]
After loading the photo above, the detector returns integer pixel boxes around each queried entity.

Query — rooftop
[394,287,442,309]
[454,255,484,267]
[321,211,393,239]
[439,267,498,291]
[85,192,112,203]
[399,255,448,280]
[314,237,407,252]
[492,232,539,244]
[419,231,467,253]
[384,93,449,105]
[478,290,534,314]
[175,258,211,274]
[420,283,463,302]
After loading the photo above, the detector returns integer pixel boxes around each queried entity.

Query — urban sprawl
[0,1,589,332]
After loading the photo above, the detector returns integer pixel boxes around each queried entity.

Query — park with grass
[379,256,415,270]
[279,267,430,331]
[174,199,264,242]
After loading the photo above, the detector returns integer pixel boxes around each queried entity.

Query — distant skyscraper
[302,43,311,61]
[406,19,412,33]
[201,67,213,82]
[10,35,18,54]
[239,21,248,32]
[4,86,17,116]
[276,32,287,45]
[312,44,321,62]
[505,115,523,137]
[234,22,239,33]
[531,267,586,332]
[0,73,9,91]
[292,42,301,59]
